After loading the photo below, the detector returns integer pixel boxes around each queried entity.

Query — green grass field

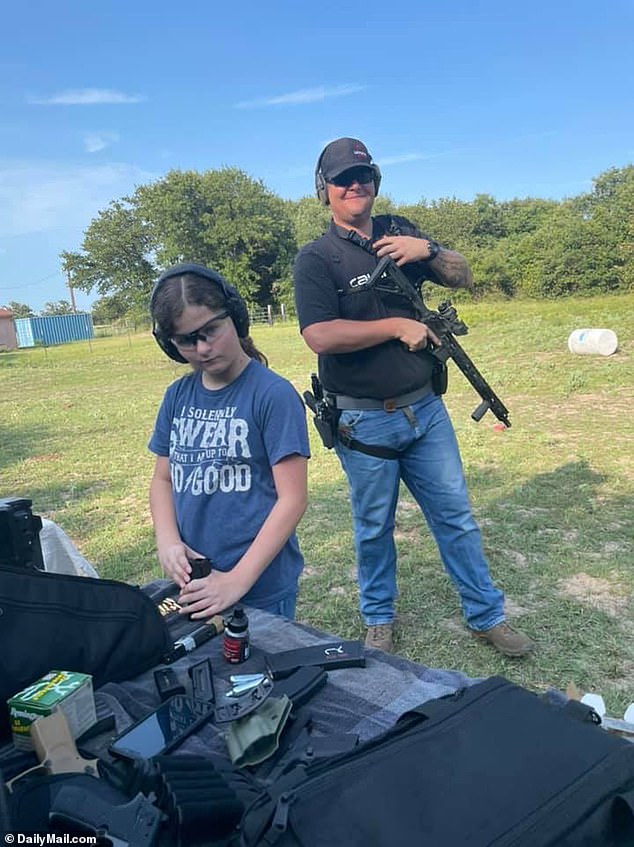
[2,292,633,713]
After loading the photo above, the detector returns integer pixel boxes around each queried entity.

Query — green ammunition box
[8,670,96,750]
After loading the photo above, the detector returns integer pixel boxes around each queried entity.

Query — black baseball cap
[318,137,374,181]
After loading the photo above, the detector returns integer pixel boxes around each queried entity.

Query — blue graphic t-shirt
[148,360,310,607]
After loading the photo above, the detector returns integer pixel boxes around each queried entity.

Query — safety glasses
[170,311,230,349]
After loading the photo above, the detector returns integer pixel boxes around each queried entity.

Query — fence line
[93,304,291,339]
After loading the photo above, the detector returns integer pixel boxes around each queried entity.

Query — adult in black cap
[293,137,535,657]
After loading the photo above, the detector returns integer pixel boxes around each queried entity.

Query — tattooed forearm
[427,249,474,290]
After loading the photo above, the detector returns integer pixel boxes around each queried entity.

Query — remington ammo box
[8,670,96,750]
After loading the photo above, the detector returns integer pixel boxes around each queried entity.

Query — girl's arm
[149,456,198,587]
[179,453,308,617]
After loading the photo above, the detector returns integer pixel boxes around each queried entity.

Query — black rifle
[367,256,511,427]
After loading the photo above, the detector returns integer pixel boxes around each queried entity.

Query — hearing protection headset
[314,143,382,206]
[150,263,250,363]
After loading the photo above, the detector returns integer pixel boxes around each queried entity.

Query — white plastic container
[567,328,618,356]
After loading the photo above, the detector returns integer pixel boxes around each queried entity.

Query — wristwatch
[425,239,440,261]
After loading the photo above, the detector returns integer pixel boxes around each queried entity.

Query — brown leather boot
[365,623,394,653]
[471,622,535,657]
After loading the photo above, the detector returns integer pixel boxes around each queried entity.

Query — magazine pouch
[0,564,172,741]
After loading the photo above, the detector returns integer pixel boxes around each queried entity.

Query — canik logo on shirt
[348,273,372,289]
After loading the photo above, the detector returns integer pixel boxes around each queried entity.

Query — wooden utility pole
[66,271,77,313]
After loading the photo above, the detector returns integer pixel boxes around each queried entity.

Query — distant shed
[0,308,18,350]
[14,313,94,348]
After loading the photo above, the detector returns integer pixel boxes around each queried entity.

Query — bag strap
[398,677,510,726]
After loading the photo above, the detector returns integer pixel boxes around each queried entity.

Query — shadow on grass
[492,459,606,511]
[1,480,101,515]
[0,422,58,472]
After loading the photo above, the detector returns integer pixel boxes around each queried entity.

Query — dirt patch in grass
[24,453,61,464]
[559,572,629,617]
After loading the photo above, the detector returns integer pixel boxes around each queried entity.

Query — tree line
[4,300,76,319]
[8,163,633,322]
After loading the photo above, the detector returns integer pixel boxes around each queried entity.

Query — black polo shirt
[294,215,440,399]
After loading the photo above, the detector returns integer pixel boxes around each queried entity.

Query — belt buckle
[383,398,397,412]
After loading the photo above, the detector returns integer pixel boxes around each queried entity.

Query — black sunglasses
[170,311,230,349]
[329,167,374,188]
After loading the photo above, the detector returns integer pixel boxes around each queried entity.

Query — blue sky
[1,0,632,313]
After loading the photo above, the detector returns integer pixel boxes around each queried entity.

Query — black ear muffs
[314,150,382,207]
[315,149,329,206]
[150,263,250,363]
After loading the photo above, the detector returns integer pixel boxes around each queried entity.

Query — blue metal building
[14,313,94,348]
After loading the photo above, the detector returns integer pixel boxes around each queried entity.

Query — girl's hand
[178,570,247,619]
[158,543,204,588]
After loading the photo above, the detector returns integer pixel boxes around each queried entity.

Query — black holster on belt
[303,374,340,450]
[432,360,448,395]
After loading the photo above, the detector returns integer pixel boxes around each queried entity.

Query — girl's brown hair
[151,272,268,366]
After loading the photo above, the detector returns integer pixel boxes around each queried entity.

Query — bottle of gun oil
[223,606,250,664]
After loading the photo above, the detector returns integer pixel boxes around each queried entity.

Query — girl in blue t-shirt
[148,263,310,619]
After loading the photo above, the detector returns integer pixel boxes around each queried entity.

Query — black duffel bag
[0,563,172,740]
[240,676,634,847]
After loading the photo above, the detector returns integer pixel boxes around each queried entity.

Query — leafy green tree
[6,301,35,318]
[500,198,558,237]
[136,168,296,306]
[401,198,478,253]
[574,165,634,291]
[513,203,617,297]
[468,243,518,298]
[65,168,296,309]
[61,199,155,310]
[288,196,331,247]
[90,294,133,324]
[471,194,507,245]
[61,161,634,306]
[41,300,74,316]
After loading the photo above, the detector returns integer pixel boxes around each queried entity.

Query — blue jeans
[254,592,297,619]
[334,393,505,631]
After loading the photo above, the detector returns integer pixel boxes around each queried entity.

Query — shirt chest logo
[348,273,372,289]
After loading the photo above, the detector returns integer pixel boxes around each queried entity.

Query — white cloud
[380,153,439,166]
[29,88,145,105]
[84,132,120,153]
[235,84,366,109]
[0,159,156,238]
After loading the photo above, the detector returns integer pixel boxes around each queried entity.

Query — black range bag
[239,676,634,847]
[0,563,172,741]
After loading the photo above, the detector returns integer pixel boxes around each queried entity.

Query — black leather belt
[329,383,432,412]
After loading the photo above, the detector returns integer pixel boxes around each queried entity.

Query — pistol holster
[303,391,340,450]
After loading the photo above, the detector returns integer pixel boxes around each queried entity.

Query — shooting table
[84,580,478,765]
[8,521,478,765]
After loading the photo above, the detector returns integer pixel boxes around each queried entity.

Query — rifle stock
[367,256,511,428]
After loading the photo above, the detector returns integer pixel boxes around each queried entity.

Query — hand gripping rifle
[368,255,511,428]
